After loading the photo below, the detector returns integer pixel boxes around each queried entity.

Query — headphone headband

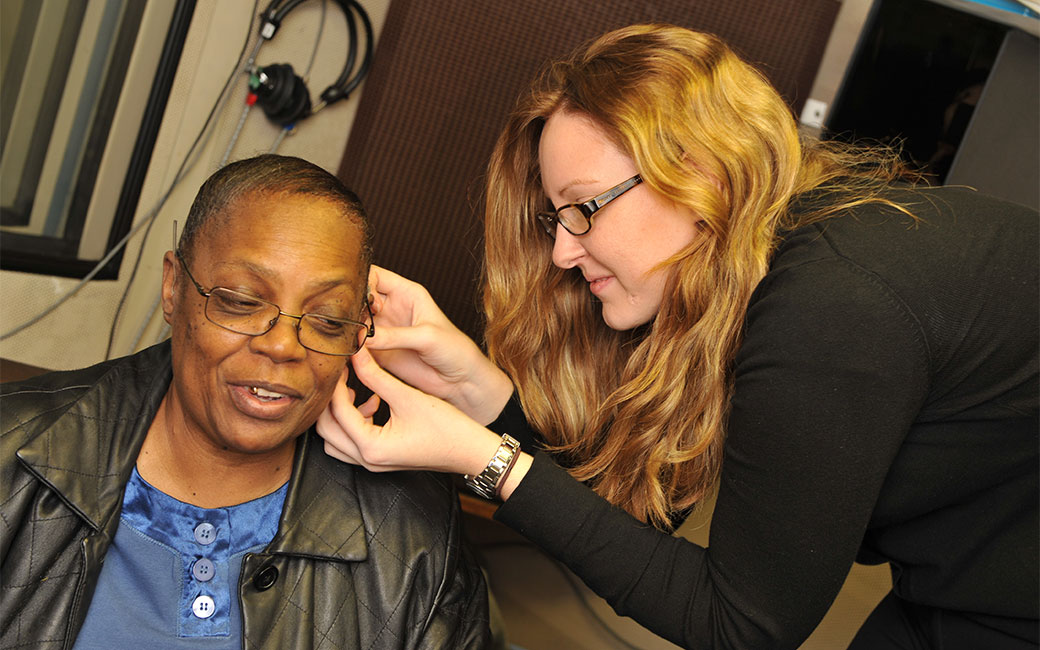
[253,0,372,126]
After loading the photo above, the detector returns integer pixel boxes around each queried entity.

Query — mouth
[586,275,613,295]
[249,385,290,401]
[229,381,303,420]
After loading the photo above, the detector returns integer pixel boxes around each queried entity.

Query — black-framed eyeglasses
[536,174,642,238]
[175,251,374,356]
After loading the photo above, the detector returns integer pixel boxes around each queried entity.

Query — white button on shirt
[192,595,216,619]
[193,522,217,545]
[192,558,215,582]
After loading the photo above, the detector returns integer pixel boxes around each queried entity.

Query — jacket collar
[267,429,369,562]
[17,342,369,563]
[16,343,172,534]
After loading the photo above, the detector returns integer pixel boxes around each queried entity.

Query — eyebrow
[218,260,358,295]
[555,178,602,198]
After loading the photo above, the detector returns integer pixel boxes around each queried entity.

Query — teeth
[250,386,287,399]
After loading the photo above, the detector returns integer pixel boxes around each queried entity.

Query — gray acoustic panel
[946,29,1040,211]
[339,0,840,342]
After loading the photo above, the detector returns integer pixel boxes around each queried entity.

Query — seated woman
[1,154,490,649]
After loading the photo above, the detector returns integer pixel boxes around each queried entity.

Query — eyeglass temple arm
[590,175,641,210]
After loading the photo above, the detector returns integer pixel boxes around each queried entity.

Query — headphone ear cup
[255,63,312,126]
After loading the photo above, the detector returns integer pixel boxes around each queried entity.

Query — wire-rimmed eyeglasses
[175,251,374,356]
[536,174,642,238]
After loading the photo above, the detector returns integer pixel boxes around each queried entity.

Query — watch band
[464,434,520,500]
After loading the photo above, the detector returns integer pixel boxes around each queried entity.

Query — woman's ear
[161,251,178,325]
[680,150,725,196]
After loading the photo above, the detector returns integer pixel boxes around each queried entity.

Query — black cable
[104,0,261,360]
[327,0,372,104]
[302,0,327,78]
[221,0,327,167]
[475,540,646,650]
[259,0,372,108]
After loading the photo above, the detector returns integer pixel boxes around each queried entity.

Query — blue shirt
[73,468,288,649]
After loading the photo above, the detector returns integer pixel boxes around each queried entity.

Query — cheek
[176,303,211,349]
[183,321,202,346]
[177,319,241,379]
[300,364,343,424]
[610,244,662,288]
[310,358,347,397]
[629,222,698,284]
[609,242,678,310]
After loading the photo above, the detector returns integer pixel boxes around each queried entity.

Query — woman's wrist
[497,451,532,501]
[463,427,512,477]
[462,433,521,499]
[460,363,514,426]
[461,427,532,502]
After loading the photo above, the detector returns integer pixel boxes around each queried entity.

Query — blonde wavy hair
[483,24,919,529]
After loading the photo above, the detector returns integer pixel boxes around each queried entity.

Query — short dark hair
[178,154,372,271]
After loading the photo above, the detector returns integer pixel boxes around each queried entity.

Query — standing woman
[319,24,1038,649]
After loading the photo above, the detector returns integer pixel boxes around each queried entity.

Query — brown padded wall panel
[338,0,840,343]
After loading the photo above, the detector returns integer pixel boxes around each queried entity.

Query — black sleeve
[494,257,931,649]
[486,392,541,452]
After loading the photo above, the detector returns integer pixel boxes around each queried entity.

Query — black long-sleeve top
[490,186,1039,649]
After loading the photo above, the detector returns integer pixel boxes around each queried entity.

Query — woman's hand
[365,265,513,425]
[318,348,506,476]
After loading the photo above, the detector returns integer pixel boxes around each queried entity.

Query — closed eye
[210,289,267,314]
[306,314,353,336]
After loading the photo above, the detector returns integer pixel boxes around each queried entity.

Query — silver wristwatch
[463,434,521,500]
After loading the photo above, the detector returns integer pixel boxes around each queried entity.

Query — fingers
[317,385,383,467]
[368,264,411,300]
[350,347,415,404]
[320,381,370,449]
[365,322,436,352]
[323,438,360,465]
[369,264,394,284]
[319,355,413,472]
[366,266,396,314]
[328,366,375,420]
[336,364,351,389]
[369,266,440,322]
[358,392,381,418]
[316,404,364,463]
[327,376,356,419]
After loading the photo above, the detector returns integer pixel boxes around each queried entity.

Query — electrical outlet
[800,98,828,129]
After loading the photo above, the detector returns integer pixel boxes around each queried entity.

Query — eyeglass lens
[556,206,590,235]
[538,206,593,237]
[538,174,641,238]
[206,288,369,355]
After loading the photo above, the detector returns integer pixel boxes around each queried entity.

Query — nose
[551,226,585,269]
[249,313,308,362]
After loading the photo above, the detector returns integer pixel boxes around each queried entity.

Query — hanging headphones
[251,0,373,127]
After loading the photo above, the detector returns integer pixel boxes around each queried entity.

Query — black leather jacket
[0,342,491,649]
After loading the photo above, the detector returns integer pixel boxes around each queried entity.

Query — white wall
[0,0,391,371]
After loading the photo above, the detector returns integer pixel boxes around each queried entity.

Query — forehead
[204,190,357,237]
[538,111,632,190]
[193,192,365,290]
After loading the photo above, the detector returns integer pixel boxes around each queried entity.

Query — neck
[137,394,296,508]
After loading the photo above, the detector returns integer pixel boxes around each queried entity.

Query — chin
[601,307,653,332]
[222,430,302,455]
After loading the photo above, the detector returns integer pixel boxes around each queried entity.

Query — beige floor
[465,504,891,650]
